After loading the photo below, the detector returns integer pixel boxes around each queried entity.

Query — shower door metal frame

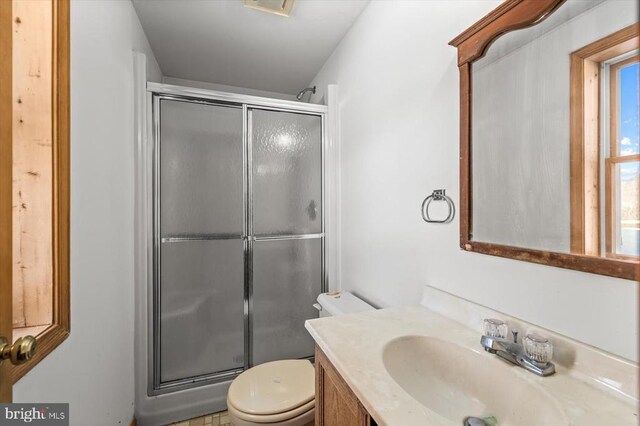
[147,83,328,395]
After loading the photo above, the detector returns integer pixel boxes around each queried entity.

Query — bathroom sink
[382,336,568,426]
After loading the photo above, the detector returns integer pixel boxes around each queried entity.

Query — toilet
[227,291,375,426]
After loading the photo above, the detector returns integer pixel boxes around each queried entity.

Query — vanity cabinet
[314,346,375,426]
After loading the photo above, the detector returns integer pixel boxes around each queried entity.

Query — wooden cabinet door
[315,346,371,426]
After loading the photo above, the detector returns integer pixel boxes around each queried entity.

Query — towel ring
[421,189,455,224]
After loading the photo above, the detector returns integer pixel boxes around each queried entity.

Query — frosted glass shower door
[250,109,323,366]
[152,97,326,391]
[157,99,245,385]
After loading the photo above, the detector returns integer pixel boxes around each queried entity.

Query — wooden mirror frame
[449,0,639,281]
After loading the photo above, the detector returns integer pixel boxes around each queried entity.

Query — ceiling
[132,0,369,95]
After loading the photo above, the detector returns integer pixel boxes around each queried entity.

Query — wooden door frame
[1,0,70,385]
[0,0,14,403]
[10,0,71,383]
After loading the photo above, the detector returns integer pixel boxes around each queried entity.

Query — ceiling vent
[243,0,295,17]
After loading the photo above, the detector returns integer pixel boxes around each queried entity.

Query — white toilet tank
[314,291,375,318]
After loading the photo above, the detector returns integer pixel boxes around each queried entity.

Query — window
[570,24,639,260]
[606,55,639,258]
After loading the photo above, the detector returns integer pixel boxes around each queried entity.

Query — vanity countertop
[305,300,639,426]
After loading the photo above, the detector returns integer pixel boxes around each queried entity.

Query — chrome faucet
[481,329,556,377]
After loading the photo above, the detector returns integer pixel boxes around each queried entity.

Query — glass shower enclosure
[150,89,326,394]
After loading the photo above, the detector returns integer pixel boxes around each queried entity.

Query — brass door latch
[0,335,37,365]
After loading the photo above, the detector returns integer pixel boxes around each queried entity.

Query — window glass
[615,161,639,256]
[617,61,639,156]
[612,58,639,257]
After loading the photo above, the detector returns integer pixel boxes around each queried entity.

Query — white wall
[162,76,298,101]
[309,0,638,361]
[14,1,161,425]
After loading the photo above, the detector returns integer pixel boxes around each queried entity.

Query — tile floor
[169,410,231,426]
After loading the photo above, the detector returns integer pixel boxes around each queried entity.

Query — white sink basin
[382,335,568,426]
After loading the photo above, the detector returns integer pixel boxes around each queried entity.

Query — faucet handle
[524,334,553,365]
[483,318,507,338]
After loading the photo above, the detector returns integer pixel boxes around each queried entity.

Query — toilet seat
[227,398,314,423]
[227,359,315,424]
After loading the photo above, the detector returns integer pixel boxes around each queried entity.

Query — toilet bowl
[227,292,374,426]
[227,359,315,426]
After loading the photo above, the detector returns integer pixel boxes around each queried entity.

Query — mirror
[451,0,639,279]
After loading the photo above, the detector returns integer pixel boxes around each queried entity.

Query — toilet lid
[227,359,315,416]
